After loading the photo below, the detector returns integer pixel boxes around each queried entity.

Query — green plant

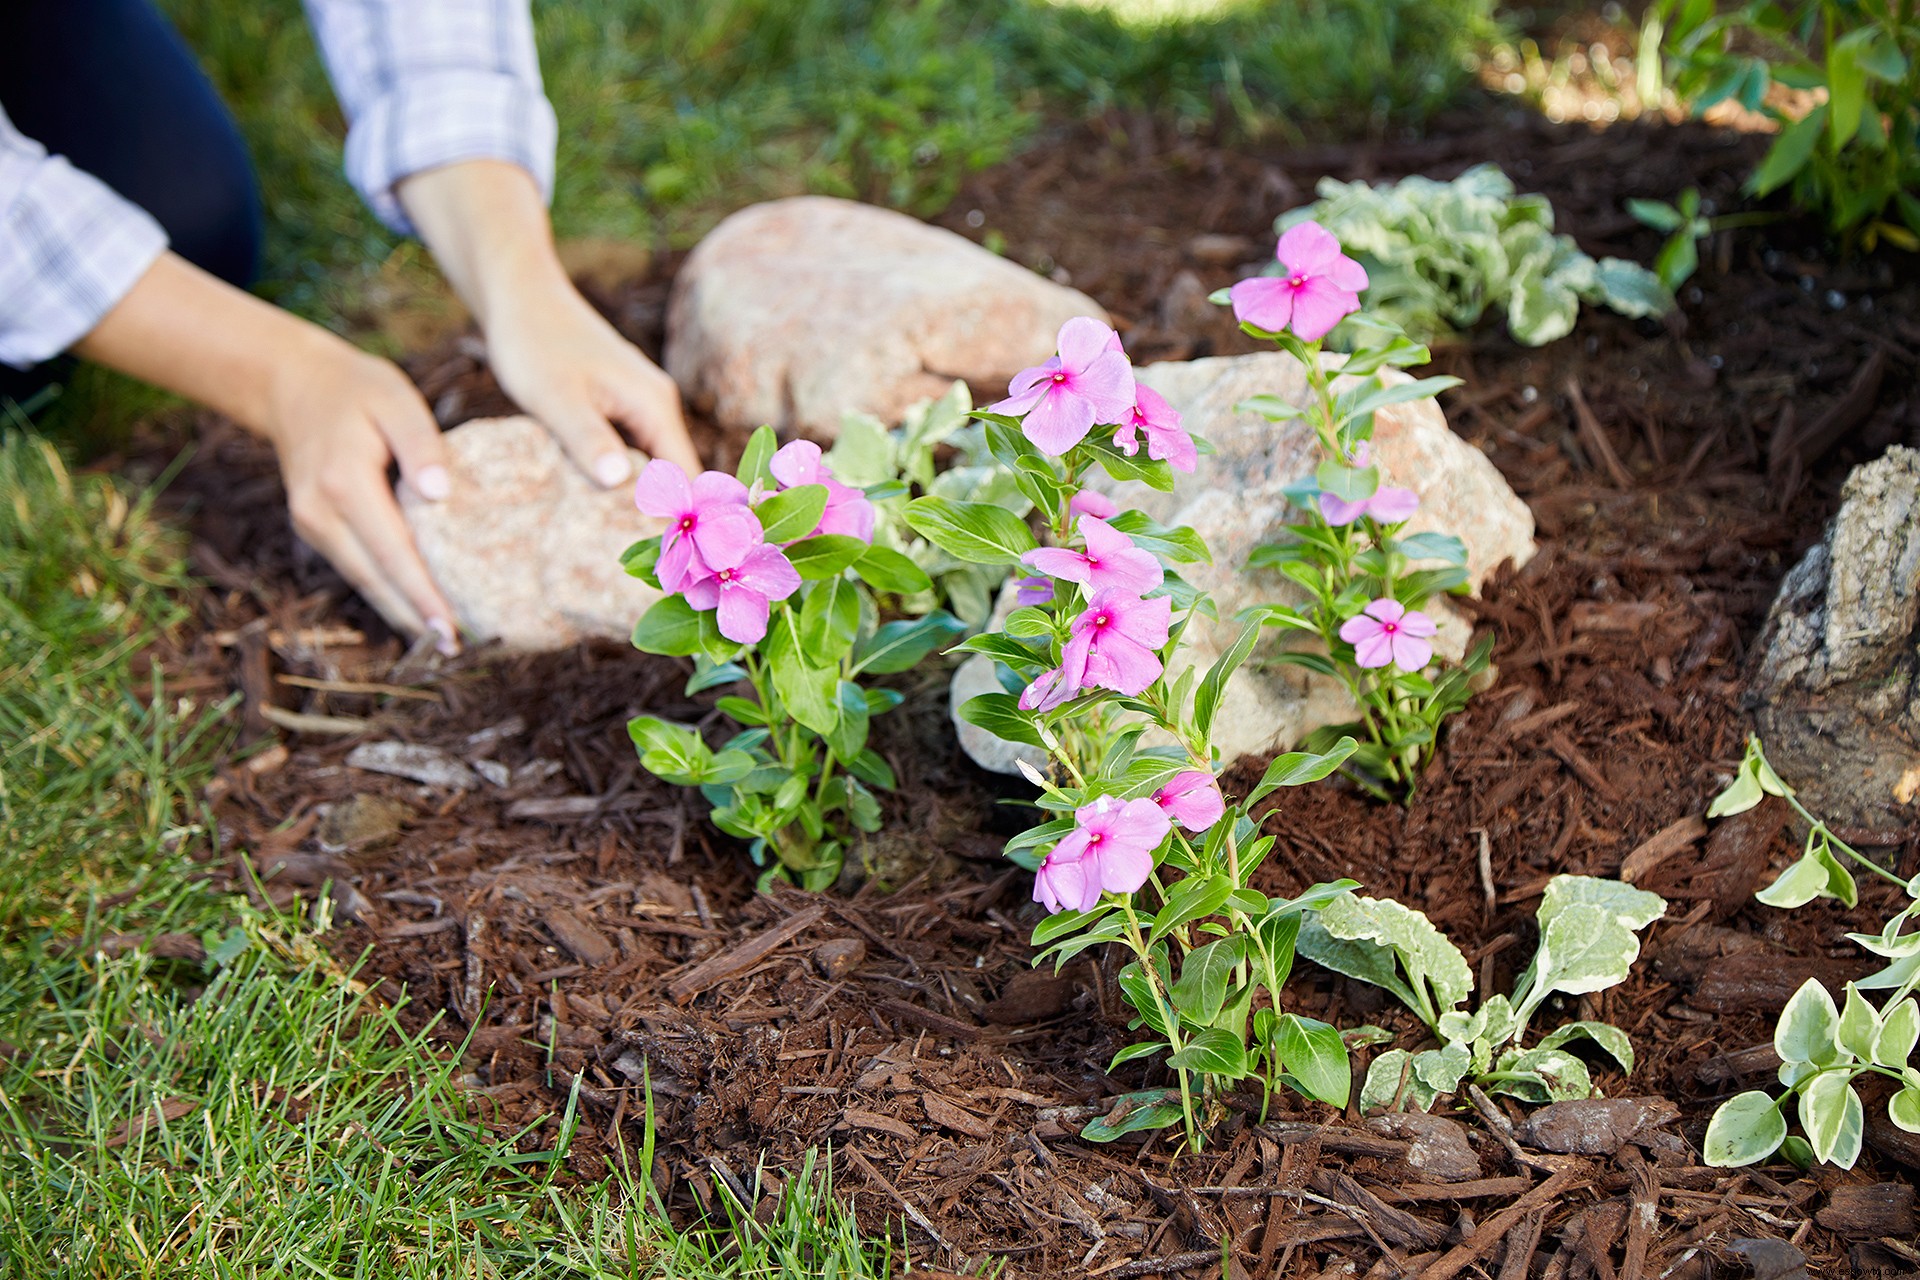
[1281,164,1673,346]
[625,428,963,889]
[1702,737,1920,1169]
[1651,0,1920,247]
[1299,876,1668,1112]
[826,382,1028,630]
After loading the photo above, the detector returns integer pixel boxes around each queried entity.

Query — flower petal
[1025,546,1093,585]
[715,584,770,643]
[1319,492,1367,526]
[1338,614,1380,645]
[1069,490,1119,520]
[1021,389,1098,455]
[1363,597,1407,624]
[690,503,764,571]
[1396,608,1438,639]
[1276,220,1342,276]
[1351,630,1396,669]
[1074,350,1139,424]
[1365,486,1419,523]
[633,459,691,518]
[1056,316,1122,373]
[733,544,802,601]
[691,471,750,507]
[1228,277,1294,332]
[769,440,823,488]
[1286,276,1360,342]
[1390,633,1434,672]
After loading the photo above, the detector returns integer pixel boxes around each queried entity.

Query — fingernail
[593,452,632,488]
[428,617,460,657]
[416,465,452,502]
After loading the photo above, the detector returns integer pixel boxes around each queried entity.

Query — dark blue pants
[0,0,262,402]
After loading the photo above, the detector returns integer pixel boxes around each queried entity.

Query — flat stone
[666,196,1108,440]
[1518,1096,1679,1154]
[1751,445,1920,830]
[401,416,662,651]
[953,350,1534,772]
[1364,1111,1481,1182]
[345,740,479,790]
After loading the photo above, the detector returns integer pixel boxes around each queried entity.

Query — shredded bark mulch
[112,97,1920,1278]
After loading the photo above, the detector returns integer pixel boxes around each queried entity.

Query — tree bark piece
[667,905,825,1003]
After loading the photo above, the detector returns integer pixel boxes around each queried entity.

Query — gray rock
[1364,1111,1482,1182]
[401,417,662,651]
[950,644,1046,776]
[1750,445,1920,829]
[953,351,1534,773]
[1518,1096,1680,1154]
[666,197,1107,440]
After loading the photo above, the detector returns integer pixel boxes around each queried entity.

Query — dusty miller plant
[1704,737,1920,1169]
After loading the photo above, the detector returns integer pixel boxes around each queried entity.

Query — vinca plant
[1218,222,1489,797]
[1703,737,1920,1169]
[622,428,964,889]
[1297,875,1667,1112]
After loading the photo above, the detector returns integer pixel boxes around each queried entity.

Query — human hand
[262,331,461,651]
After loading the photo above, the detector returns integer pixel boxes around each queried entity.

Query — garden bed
[133,102,1920,1277]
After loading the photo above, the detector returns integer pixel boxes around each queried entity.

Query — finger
[294,503,430,641]
[335,482,463,656]
[527,388,634,489]
[603,362,701,474]
[375,383,453,502]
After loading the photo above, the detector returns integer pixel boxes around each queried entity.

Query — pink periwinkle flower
[682,544,802,644]
[1319,485,1419,527]
[1061,589,1173,697]
[1153,770,1225,832]
[991,317,1136,455]
[1338,598,1438,673]
[1014,575,1055,607]
[1112,384,1196,473]
[1067,489,1119,521]
[1023,516,1164,598]
[768,440,875,542]
[1032,795,1172,914]
[1229,221,1369,343]
[635,460,762,594]
[1018,666,1074,713]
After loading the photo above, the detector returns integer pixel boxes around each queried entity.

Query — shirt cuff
[342,68,558,234]
[0,152,168,369]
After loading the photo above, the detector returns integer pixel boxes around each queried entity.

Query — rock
[1750,445,1920,830]
[812,937,866,980]
[666,197,1107,440]
[954,351,1534,773]
[949,646,1045,776]
[1364,1111,1481,1182]
[345,740,479,790]
[316,794,413,852]
[1517,1096,1679,1155]
[401,416,662,651]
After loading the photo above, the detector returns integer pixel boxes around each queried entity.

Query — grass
[0,432,900,1277]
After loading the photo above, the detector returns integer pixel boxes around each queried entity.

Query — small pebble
[813,937,866,980]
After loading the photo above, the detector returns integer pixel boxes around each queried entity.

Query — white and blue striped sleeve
[302,0,559,234]
[0,104,168,370]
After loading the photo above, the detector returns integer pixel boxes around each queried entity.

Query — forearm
[396,159,568,329]
[72,251,336,432]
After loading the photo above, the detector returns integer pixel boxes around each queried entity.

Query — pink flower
[1023,516,1164,597]
[682,544,802,644]
[1032,795,1171,913]
[1014,575,1055,607]
[1061,589,1172,697]
[1018,667,1074,713]
[1319,485,1419,527]
[1229,221,1369,342]
[1338,598,1437,672]
[1112,385,1196,473]
[635,460,762,594]
[1068,490,1119,521]
[1153,771,1225,832]
[990,317,1137,455]
[768,440,875,542]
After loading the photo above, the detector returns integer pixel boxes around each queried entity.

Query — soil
[115,92,1920,1279]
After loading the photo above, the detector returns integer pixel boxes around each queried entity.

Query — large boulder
[666,196,1107,440]
[1750,445,1920,830]
[401,417,660,650]
[952,351,1535,772]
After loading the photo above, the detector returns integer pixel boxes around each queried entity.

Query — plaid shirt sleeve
[0,104,169,370]
[303,0,558,234]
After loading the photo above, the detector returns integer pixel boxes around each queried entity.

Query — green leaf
[1838,985,1883,1062]
[627,716,709,785]
[1082,435,1177,492]
[1275,1014,1351,1107]
[1360,1048,1437,1113]
[755,484,830,543]
[1107,509,1212,565]
[1150,875,1234,944]
[1396,532,1468,566]
[1031,907,1109,948]
[825,681,871,764]
[1487,1047,1593,1103]
[958,692,1044,749]
[1520,904,1644,1017]
[1194,622,1260,742]
[1170,937,1245,1026]
[1235,393,1307,422]
[1889,1085,1920,1134]
[1708,768,1766,818]
[1247,738,1359,806]
[1775,979,1842,1066]
[631,596,706,657]
[1874,998,1918,1068]
[785,534,869,580]
[950,633,1046,667]
[1590,258,1675,318]
[1315,460,1379,504]
[1799,1070,1865,1169]
[765,611,839,735]
[1748,105,1827,197]
[1705,1091,1789,1167]
[902,496,1038,566]
[853,612,966,675]
[1080,1093,1184,1142]
[685,658,748,695]
[852,544,933,594]
[1536,1021,1635,1073]
[799,577,860,663]
[1108,1041,1169,1071]
[1827,29,1872,149]
[1757,840,1857,909]
[736,425,779,488]
[1627,198,1687,232]
[1306,892,1472,1026]
[1539,875,1667,932]
[1167,1028,1249,1078]
[1335,376,1463,430]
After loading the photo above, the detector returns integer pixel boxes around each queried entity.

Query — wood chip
[277,674,441,701]
[667,905,825,1004]
[345,740,478,789]
[1618,814,1708,883]
[1815,1182,1915,1238]
[1566,376,1633,488]
[1418,1164,1582,1280]
[841,1107,919,1140]
[922,1093,993,1140]
[259,705,370,736]
[1546,731,1619,800]
[102,1097,197,1148]
[544,908,616,968]
[1568,601,1662,633]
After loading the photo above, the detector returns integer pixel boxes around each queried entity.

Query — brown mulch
[112,96,1920,1279]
